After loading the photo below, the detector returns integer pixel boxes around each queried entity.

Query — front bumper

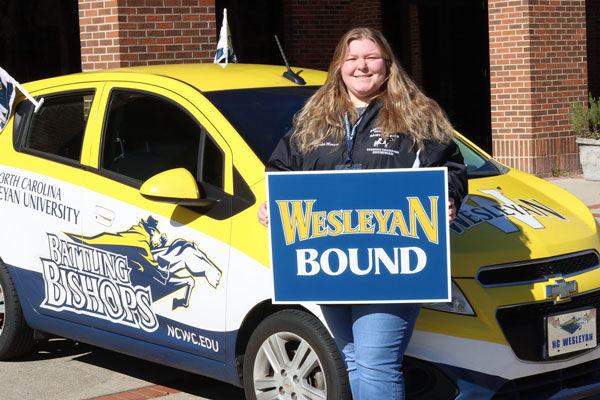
[405,353,600,399]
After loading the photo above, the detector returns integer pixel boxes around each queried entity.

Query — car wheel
[243,309,351,400]
[0,260,35,359]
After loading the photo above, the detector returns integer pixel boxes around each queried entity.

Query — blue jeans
[322,303,421,400]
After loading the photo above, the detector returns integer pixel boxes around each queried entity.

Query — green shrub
[570,94,600,139]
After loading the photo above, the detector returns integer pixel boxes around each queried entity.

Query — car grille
[492,357,600,399]
[496,288,600,362]
[477,251,600,287]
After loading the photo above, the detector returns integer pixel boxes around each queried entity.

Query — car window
[199,132,224,189]
[453,137,505,177]
[101,90,224,188]
[204,86,319,163]
[23,91,93,162]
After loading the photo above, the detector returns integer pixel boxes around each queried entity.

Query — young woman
[258,27,467,399]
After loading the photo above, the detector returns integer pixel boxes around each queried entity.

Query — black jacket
[267,101,468,210]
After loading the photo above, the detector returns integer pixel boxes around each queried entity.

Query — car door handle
[95,206,115,227]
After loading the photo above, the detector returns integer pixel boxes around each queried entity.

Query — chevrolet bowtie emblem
[545,278,577,302]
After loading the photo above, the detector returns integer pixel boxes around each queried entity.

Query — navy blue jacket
[267,101,468,210]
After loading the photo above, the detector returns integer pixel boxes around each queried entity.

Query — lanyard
[343,111,364,162]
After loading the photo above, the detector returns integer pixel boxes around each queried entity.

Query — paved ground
[1,174,599,400]
[0,338,244,400]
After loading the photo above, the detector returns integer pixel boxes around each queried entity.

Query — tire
[243,309,351,400]
[0,260,35,359]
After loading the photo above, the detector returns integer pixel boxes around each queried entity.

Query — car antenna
[274,35,306,85]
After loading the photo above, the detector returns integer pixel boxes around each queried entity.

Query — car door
[0,84,103,319]
[75,80,233,362]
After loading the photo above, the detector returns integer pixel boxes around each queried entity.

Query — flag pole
[13,80,44,113]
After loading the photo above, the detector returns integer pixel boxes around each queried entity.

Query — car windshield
[453,138,505,177]
[204,87,503,177]
[204,86,318,164]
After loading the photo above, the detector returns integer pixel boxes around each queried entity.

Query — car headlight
[423,281,475,315]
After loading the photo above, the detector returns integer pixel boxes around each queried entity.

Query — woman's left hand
[448,199,457,224]
[257,202,269,227]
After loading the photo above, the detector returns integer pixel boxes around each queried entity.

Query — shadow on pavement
[6,337,91,362]
[72,346,245,398]
[10,338,244,399]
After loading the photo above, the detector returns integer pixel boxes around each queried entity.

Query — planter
[576,137,600,181]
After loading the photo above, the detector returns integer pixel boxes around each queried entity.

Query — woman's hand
[258,202,269,227]
[448,199,457,224]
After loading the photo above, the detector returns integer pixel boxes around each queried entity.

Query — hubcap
[253,332,326,399]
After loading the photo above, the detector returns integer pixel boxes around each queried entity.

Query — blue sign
[266,168,451,304]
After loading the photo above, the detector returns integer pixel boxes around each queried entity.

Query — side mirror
[140,168,217,208]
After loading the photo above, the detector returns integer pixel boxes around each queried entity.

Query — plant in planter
[570,94,600,180]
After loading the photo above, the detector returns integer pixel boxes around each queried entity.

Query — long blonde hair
[292,27,454,153]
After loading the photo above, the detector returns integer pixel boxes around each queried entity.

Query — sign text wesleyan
[267,169,451,303]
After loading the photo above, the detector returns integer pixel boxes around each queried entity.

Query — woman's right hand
[257,202,269,227]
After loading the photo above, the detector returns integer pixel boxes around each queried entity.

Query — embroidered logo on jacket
[367,132,399,156]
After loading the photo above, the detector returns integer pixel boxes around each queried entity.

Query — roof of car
[25,63,328,92]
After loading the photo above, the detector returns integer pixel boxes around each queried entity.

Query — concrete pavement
[0,339,243,400]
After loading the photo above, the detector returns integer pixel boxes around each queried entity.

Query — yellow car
[0,64,599,399]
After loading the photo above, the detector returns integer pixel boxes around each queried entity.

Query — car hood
[450,168,600,277]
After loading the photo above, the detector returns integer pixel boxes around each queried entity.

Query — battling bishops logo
[551,312,594,335]
[40,216,222,332]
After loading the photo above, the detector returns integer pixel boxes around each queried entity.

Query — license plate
[547,308,596,357]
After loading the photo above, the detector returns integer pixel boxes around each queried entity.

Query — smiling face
[341,37,388,107]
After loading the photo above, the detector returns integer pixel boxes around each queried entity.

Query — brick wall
[351,0,381,30]
[408,4,423,88]
[78,0,217,71]
[283,0,381,71]
[588,0,600,98]
[488,0,587,176]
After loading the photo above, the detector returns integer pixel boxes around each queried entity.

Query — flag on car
[0,66,44,132]
[213,8,237,66]
[0,67,16,132]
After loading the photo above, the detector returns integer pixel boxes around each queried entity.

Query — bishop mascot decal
[40,216,222,333]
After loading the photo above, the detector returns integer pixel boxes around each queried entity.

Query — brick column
[78,0,217,72]
[588,0,600,98]
[283,0,381,71]
[488,0,587,176]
